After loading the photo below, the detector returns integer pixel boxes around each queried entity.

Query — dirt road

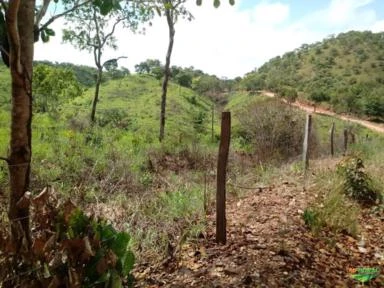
[262,91,384,134]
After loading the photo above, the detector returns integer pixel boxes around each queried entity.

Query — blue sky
[35,0,384,78]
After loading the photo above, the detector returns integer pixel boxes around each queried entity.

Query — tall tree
[0,0,234,258]
[158,0,234,141]
[0,0,118,256]
[158,0,191,142]
[63,3,148,123]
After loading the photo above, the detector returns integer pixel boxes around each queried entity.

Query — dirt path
[262,91,384,134]
[133,168,384,287]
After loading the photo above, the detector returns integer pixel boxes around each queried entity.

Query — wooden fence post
[216,111,231,245]
[350,131,356,144]
[211,105,215,143]
[330,122,335,157]
[343,128,348,154]
[303,114,312,172]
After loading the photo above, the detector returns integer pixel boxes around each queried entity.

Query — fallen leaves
[133,177,384,287]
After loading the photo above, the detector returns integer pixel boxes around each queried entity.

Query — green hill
[62,73,213,142]
[0,66,215,191]
[241,31,384,119]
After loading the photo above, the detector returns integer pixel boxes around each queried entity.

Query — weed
[304,172,360,236]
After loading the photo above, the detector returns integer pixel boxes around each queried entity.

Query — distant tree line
[240,31,384,119]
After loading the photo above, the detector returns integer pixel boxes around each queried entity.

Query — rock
[358,247,368,253]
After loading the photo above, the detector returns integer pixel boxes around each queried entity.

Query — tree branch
[35,0,51,27]
[101,17,123,48]
[0,44,9,56]
[102,56,127,68]
[39,0,92,31]
[0,0,7,12]
[5,0,22,74]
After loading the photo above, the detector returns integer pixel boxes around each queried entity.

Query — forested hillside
[241,31,384,119]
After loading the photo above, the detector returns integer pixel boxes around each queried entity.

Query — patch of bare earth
[133,174,384,287]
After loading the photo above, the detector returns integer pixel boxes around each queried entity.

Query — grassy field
[1,69,383,266]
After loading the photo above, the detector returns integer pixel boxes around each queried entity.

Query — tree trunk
[6,0,35,252]
[91,68,102,123]
[159,3,175,142]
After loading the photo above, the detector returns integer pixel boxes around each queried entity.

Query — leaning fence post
[216,111,231,245]
[303,114,312,173]
[343,128,348,154]
[330,122,335,157]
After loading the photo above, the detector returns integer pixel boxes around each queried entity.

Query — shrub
[336,156,380,205]
[97,108,130,129]
[0,188,135,287]
[235,99,313,163]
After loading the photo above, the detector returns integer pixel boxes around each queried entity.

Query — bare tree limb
[0,45,9,56]
[101,17,123,48]
[39,0,92,31]
[35,0,51,27]
[102,56,127,68]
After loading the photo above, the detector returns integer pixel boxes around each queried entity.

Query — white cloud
[371,20,384,32]
[327,0,375,26]
[250,1,289,26]
[35,0,384,79]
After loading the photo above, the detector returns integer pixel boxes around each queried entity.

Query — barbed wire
[228,182,272,191]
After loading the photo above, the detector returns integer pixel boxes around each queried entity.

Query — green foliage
[309,90,330,103]
[0,191,135,287]
[63,209,135,287]
[336,156,380,205]
[97,108,130,129]
[277,85,298,103]
[134,59,163,79]
[362,88,384,117]
[240,72,265,91]
[175,71,193,88]
[303,209,319,230]
[33,64,83,113]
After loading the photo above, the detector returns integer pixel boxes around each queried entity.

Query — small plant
[303,170,360,236]
[337,156,379,205]
[303,189,359,236]
[303,208,319,231]
[0,188,135,288]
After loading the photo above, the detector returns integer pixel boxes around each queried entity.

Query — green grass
[304,170,360,237]
[1,61,384,263]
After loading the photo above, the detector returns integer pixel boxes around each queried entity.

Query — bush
[235,99,312,163]
[97,108,131,129]
[336,156,380,205]
[0,188,135,287]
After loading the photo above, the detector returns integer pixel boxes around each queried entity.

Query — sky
[35,0,384,79]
